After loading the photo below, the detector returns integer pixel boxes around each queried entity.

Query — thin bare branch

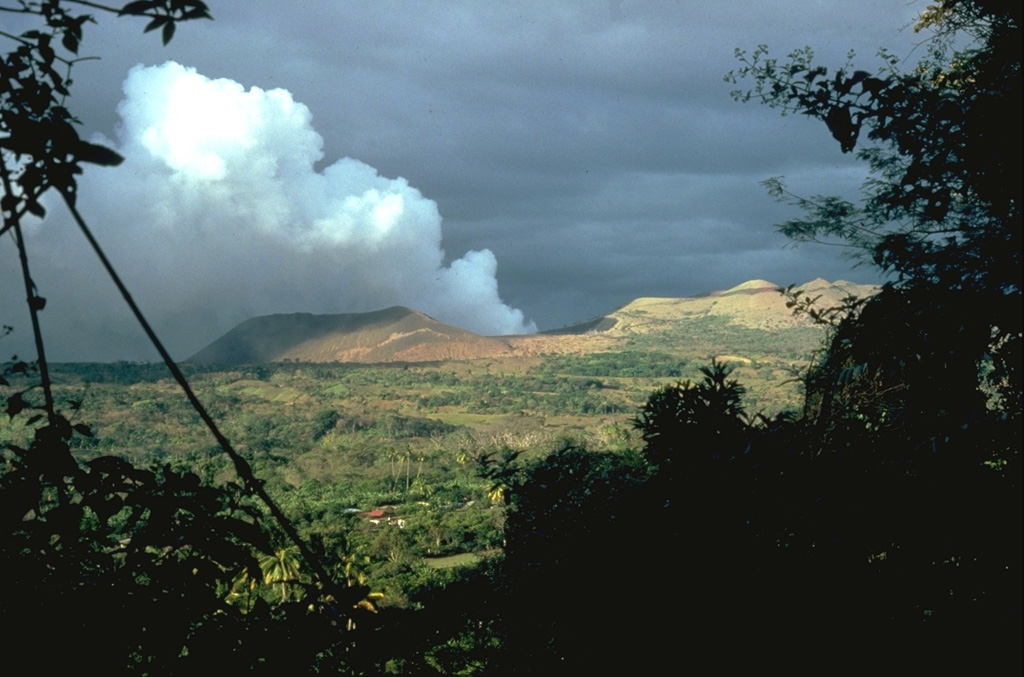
[60,191,340,597]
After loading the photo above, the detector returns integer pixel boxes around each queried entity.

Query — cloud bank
[8,62,535,361]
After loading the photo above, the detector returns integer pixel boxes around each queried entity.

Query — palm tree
[226,564,261,611]
[260,546,302,603]
[487,484,505,506]
[336,548,383,630]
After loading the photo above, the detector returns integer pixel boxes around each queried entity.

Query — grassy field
[422,552,484,569]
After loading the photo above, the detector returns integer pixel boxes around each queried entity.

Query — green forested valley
[1,0,1019,674]
[25,330,814,570]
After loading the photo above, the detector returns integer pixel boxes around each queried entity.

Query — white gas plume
[3,62,535,361]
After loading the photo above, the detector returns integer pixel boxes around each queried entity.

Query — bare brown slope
[548,278,879,337]
[188,279,878,365]
[187,307,513,364]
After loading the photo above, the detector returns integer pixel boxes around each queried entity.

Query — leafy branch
[2,1,369,666]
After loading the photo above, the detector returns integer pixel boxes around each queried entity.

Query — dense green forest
[1,0,1020,673]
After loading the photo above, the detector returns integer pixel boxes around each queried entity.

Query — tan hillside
[188,279,878,365]
[584,278,878,336]
[188,307,514,364]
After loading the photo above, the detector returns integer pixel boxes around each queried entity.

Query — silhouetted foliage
[633,359,749,471]
[483,4,1021,672]
[1,3,372,672]
[1,439,265,671]
[3,2,1019,673]
[727,0,1021,422]
[483,444,658,674]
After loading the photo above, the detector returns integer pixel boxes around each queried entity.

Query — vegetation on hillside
[1,0,1019,673]
[0,2,370,671]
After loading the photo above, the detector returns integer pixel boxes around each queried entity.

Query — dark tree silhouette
[490,3,1020,672]
[3,2,1018,673]
[1,3,369,672]
[726,0,1021,423]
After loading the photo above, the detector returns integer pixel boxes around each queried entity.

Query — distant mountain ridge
[188,306,514,365]
[544,278,876,336]
[187,279,878,365]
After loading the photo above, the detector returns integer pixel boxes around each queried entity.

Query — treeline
[437,363,1020,674]
[540,349,690,377]
[2,0,1019,672]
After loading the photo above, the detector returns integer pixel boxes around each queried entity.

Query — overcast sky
[2,1,928,362]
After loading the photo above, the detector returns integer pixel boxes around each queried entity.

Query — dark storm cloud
[2,1,925,360]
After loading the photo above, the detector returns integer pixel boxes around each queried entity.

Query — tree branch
[60,191,344,599]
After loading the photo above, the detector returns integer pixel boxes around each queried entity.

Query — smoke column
[2,62,535,361]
